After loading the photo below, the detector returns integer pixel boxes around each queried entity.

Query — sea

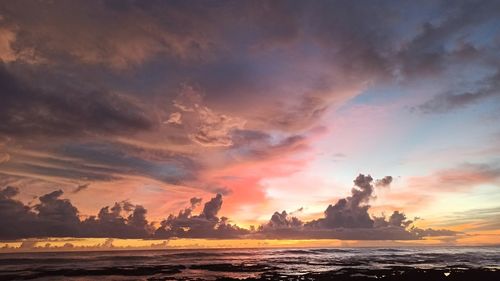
[0,246,499,280]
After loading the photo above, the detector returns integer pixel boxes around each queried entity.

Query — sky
[1,0,500,250]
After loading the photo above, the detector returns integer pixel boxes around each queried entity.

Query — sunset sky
[1,0,500,250]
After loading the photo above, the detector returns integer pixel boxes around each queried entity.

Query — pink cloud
[407,163,500,192]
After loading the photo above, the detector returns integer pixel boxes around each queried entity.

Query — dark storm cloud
[262,210,303,230]
[258,174,459,240]
[1,176,457,240]
[190,197,202,207]
[155,194,249,239]
[200,193,222,220]
[0,186,154,240]
[82,201,154,238]
[388,211,412,228]
[256,225,420,240]
[35,190,79,225]
[0,63,153,139]
[306,174,375,229]
[0,187,79,240]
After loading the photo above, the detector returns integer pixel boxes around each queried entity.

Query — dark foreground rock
[0,263,497,280]
[216,267,499,281]
[0,265,185,280]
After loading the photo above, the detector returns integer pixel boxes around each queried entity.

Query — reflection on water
[0,247,498,280]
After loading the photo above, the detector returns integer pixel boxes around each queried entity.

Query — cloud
[0,1,498,210]
[200,193,222,220]
[34,190,80,229]
[101,238,114,248]
[19,240,37,250]
[189,106,246,147]
[0,137,205,194]
[190,197,202,207]
[2,238,171,253]
[207,185,232,196]
[1,0,498,137]
[155,194,249,239]
[73,183,90,194]
[395,1,500,79]
[168,84,247,147]
[408,163,500,192]
[0,186,78,240]
[0,27,17,63]
[0,185,18,198]
[228,129,309,162]
[0,25,42,64]
[0,1,215,69]
[376,176,393,187]
[394,0,500,114]
[431,207,500,232]
[306,174,375,229]
[261,210,303,230]
[0,1,402,135]
[0,186,154,240]
[416,71,500,113]
[81,201,155,239]
[259,174,459,240]
[1,0,496,242]
[0,152,9,164]
[1,175,458,240]
[51,142,198,184]
[388,211,412,228]
[0,63,153,139]
[165,112,182,125]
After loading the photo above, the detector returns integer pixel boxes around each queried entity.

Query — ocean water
[0,247,499,280]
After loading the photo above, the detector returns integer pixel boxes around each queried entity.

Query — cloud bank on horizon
[0,0,499,243]
[0,174,458,240]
